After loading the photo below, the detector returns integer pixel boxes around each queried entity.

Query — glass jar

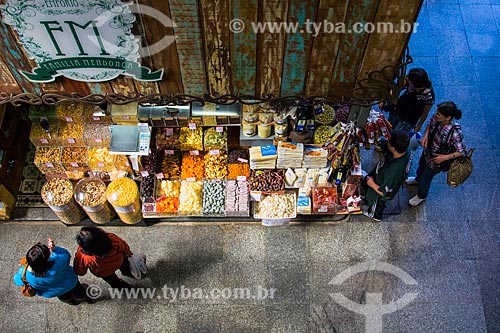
[259,112,273,124]
[243,111,258,123]
[242,123,256,137]
[275,122,288,136]
[106,177,143,224]
[74,177,115,224]
[258,123,272,138]
[41,178,86,224]
[273,112,287,124]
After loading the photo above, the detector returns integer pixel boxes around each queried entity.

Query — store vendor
[361,130,410,222]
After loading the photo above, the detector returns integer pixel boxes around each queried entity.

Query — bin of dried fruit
[83,104,111,123]
[179,127,203,151]
[254,192,296,219]
[140,150,157,173]
[157,179,181,198]
[42,177,86,224]
[56,102,84,123]
[74,177,115,224]
[88,147,116,172]
[202,179,225,215]
[140,173,155,198]
[156,150,181,179]
[178,180,203,215]
[113,155,133,175]
[106,177,143,224]
[156,196,179,213]
[58,123,85,146]
[227,149,250,179]
[250,169,285,192]
[225,180,250,216]
[34,147,65,175]
[84,123,111,147]
[181,152,204,179]
[203,127,227,150]
[204,150,228,179]
[30,123,60,147]
[61,147,89,172]
[155,127,180,150]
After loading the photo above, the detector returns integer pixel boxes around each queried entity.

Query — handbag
[20,259,36,297]
[447,148,474,187]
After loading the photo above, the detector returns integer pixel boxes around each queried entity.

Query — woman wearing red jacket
[73,227,134,289]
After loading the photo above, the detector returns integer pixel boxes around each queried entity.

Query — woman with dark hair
[13,239,92,305]
[384,68,435,134]
[73,227,134,289]
[406,101,466,206]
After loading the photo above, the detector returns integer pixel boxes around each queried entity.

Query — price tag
[93,116,101,121]
[186,177,196,182]
[95,138,103,143]
[140,171,149,177]
[122,115,131,120]
[46,163,54,168]
[70,162,79,168]
[97,162,104,167]
[216,126,224,133]
[64,116,73,122]
[188,122,197,129]
[250,191,262,201]
[40,138,48,144]
[156,173,164,179]
[237,176,247,181]
[318,205,328,213]
[166,128,174,136]
[209,149,220,155]
[190,150,199,156]
[68,138,76,144]
[237,158,248,163]
[164,149,174,155]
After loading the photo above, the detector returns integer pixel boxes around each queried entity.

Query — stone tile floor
[1,0,500,332]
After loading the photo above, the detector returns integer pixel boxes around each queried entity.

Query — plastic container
[258,123,272,138]
[61,147,89,173]
[30,123,60,147]
[113,155,133,175]
[34,147,65,175]
[88,147,116,172]
[41,178,86,224]
[56,102,84,123]
[110,102,138,124]
[106,177,143,224]
[74,177,115,224]
[58,123,85,146]
[29,104,57,123]
[84,123,111,147]
[83,104,111,123]
[242,122,256,137]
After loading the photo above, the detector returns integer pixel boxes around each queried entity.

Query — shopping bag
[128,253,147,279]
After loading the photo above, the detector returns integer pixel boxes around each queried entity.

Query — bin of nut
[313,125,334,145]
[155,127,180,150]
[250,169,285,192]
[30,123,60,147]
[84,123,111,147]
[29,104,57,123]
[156,150,181,180]
[74,177,115,224]
[254,192,296,219]
[181,152,204,179]
[179,127,203,151]
[56,102,84,123]
[61,147,89,172]
[83,104,111,123]
[202,179,225,216]
[34,147,65,175]
[225,180,250,216]
[204,150,228,179]
[58,123,85,146]
[41,177,86,224]
[227,149,250,180]
[312,186,337,214]
[156,180,181,214]
[178,179,203,215]
[106,177,143,224]
[113,155,133,175]
[203,127,227,150]
[88,147,116,172]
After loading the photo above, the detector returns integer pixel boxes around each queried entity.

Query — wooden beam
[169,0,208,96]
[0,55,21,94]
[280,0,317,96]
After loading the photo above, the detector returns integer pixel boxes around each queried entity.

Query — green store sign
[1,0,164,82]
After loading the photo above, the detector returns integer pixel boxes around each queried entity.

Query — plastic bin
[30,123,60,147]
[84,123,111,147]
[41,177,86,224]
[34,147,65,175]
[58,123,85,146]
[61,147,89,172]
[74,177,115,224]
[106,177,143,224]
[29,104,57,123]
[55,102,84,123]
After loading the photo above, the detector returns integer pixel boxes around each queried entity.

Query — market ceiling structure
[0,0,423,107]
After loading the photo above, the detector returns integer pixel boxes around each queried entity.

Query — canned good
[74,177,115,224]
[106,177,143,224]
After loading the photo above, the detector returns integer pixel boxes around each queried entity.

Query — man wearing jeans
[362,130,410,221]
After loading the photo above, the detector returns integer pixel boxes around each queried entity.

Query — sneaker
[362,205,382,222]
[408,195,425,207]
[405,177,418,185]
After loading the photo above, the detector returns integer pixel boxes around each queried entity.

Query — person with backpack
[406,101,466,206]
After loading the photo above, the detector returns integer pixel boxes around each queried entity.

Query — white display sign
[1,0,164,82]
